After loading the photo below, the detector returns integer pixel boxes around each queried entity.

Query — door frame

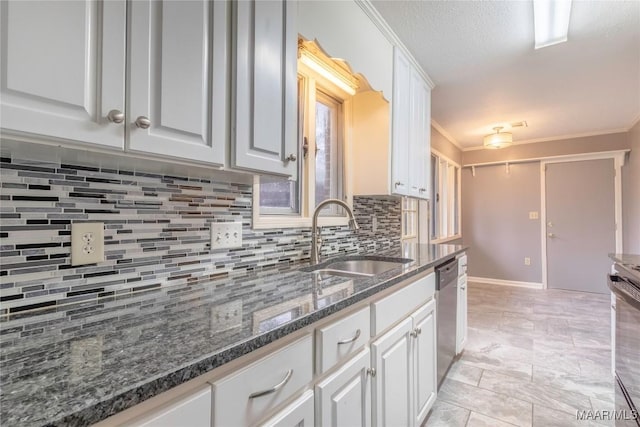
[540,151,626,289]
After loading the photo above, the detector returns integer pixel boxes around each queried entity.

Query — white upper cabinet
[391,48,412,197]
[0,0,125,149]
[232,0,298,179]
[128,0,228,165]
[392,47,431,200]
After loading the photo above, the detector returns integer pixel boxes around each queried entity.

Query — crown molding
[460,127,632,151]
[355,0,435,89]
[431,120,462,150]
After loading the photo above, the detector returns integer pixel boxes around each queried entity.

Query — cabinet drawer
[458,255,467,276]
[371,272,435,336]
[316,307,370,374]
[126,385,212,427]
[211,335,313,427]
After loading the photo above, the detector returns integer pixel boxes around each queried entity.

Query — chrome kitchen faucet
[310,199,360,265]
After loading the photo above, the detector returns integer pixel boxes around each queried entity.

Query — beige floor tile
[438,378,533,427]
[423,399,469,427]
[466,412,519,427]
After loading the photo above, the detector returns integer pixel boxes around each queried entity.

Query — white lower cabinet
[371,317,413,427]
[371,298,437,427]
[456,274,468,355]
[412,300,437,426]
[126,385,212,427]
[211,335,313,426]
[259,390,315,427]
[315,348,372,427]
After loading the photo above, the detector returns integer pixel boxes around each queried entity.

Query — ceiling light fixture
[483,126,513,149]
[533,0,572,49]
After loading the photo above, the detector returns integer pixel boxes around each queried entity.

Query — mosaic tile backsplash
[0,155,401,315]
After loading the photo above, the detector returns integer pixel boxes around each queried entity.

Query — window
[431,150,461,242]
[254,40,358,228]
[401,197,419,242]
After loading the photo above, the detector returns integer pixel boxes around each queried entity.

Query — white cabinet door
[410,74,431,200]
[457,274,468,354]
[260,390,314,427]
[316,349,371,427]
[371,317,413,427]
[391,48,411,197]
[0,0,125,149]
[232,0,298,178]
[412,300,437,426]
[128,0,227,165]
[127,385,212,427]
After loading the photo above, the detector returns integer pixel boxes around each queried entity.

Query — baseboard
[467,276,544,289]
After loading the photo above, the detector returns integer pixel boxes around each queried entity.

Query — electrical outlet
[210,222,243,250]
[372,215,378,232]
[524,257,531,266]
[210,300,243,333]
[70,336,103,381]
[71,222,104,266]
[529,211,539,220]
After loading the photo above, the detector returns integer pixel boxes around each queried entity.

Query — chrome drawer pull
[248,369,293,399]
[337,329,361,345]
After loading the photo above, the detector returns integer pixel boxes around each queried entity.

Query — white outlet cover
[210,222,243,250]
[71,222,105,266]
[529,211,539,220]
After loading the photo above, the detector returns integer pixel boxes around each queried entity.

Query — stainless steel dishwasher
[435,257,459,389]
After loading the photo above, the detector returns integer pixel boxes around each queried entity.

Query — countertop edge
[48,248,465,426]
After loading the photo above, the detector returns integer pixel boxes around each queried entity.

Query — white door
[371,317,413,427]
[391,47,411,197]
[232,0,298,178]
[315,349,371,427]
[412,300,437,426]
[128,0,228,164]
[545,159,616,293]
[0,0,125,149]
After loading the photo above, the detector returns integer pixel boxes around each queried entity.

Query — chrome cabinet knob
[419,188,426,193]
[366,368,376,377]
[548,233,556,238]
[394,181,404,188]
[285,154,297,162]
[410,329,418,338]
[107,109,125,124]
[135,116,151,129]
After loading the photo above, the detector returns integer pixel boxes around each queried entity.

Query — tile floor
[425,282,614,427]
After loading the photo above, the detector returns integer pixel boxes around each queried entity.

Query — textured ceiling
[371,0,640,149]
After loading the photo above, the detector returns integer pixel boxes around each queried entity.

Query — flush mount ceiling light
[483,126,513,149]
[533,0,573,49]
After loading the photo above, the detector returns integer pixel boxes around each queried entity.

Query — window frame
[252,61,353,230]
[430,149,461,243]
[401,197,419,243]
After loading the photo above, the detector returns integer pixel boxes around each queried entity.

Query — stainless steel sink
[302,257,412,278]
[324,260,408,275]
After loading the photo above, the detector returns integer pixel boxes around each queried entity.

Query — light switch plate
[210,222,243,250]
[71,222,104,266]
[529,211,539,219]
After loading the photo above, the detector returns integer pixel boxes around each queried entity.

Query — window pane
[260,175,299,214]
[431,155,438,239]
[454,166,459,234]
[315,92,342,215]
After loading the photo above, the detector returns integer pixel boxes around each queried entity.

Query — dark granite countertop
[0,243,465,427]
[609,253,640,268]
